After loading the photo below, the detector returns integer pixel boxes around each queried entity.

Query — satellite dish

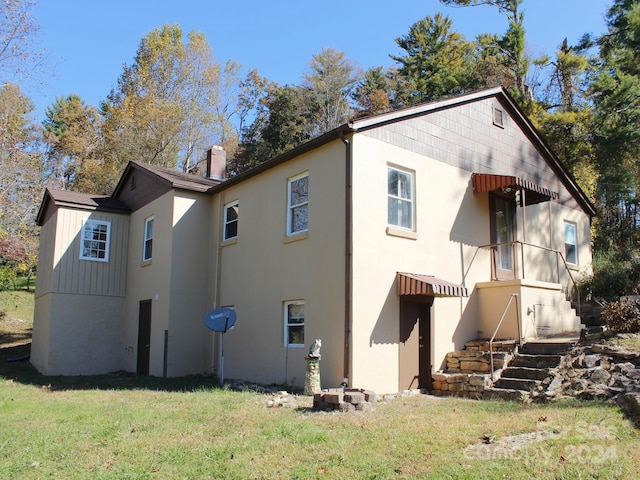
[203,308,237,333]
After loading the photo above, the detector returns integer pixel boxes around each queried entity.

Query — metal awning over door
[471,173,558,205]
[396,272,468,298]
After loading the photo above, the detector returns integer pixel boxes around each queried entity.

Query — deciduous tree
[42,94,102,191]
[101,24,237,186]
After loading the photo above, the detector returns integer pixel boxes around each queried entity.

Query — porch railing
[489,293,522,381]
[466,241,581,317]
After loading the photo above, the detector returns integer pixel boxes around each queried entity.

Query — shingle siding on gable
[116,169,172,212]
[362,97,583,212]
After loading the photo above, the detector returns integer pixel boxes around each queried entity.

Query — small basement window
[284,300,304,347]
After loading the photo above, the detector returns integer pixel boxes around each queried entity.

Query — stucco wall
[30,293,52,373]
[350,134,486,394]
[32,292,125,375]
[349,129,592,394]
[477,280,581,341]
[211,141,346,389]
[123,192,175,376]
[166,192,214,376]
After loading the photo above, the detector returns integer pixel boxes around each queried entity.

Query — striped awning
[472,173,558,205]
[396,272,468,298]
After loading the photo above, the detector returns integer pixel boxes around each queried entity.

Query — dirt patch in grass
[604,333,640,353]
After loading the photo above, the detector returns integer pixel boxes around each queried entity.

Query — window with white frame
[564,221,577,265]
[223,201,239,241]
[287,172,309,235]
[284,300,304,347]
[80,220,111,262]
[143,216,154,261]
[388,166,414,230]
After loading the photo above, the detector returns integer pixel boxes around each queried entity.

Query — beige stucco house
[31,87,595,394]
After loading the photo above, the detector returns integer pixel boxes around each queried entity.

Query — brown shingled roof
[36,188,130,226]
[112,161,222,197]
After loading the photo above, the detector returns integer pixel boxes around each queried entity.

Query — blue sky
[28,0,611,123]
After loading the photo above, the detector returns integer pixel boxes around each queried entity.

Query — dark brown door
[418,300,432,390]
[137,300,152,375]
[399,298,433,391]
[490,193,516,280]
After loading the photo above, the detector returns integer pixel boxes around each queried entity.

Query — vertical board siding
[51,209,129,297]
[35,214,56,296]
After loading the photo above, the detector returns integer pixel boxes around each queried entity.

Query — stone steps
[490,340,574,394]
[510,354,563,369]
[500,366,550,381]
[493,377,539,391]
[520,340,576,355]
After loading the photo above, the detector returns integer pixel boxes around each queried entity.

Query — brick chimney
[206,145,226,181]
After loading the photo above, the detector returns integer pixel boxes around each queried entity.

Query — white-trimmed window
[564,221,578,265]
[284,300,304,347]
[80,220,111,262]
[388,166,414,230]
[223,201,239,241]
[143,216,154,261]
[287,172,309,235]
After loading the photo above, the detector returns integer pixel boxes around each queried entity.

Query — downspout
[211,194,225,375]
[340,130,352,386]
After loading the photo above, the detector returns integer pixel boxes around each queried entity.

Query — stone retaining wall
[433,339,517,398]
[432,372,492,399]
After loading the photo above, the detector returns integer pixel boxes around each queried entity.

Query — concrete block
[344,392,366,404]
[337,402,356,412]
[355,401,374,412]
[362,390,376,403]
[324,393,343,404]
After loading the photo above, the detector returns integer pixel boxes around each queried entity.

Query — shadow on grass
[0,343,226,393]
[0,328,33,346]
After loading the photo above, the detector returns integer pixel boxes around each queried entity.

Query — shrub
[0,266,16,291]
[601,296,640,333]
[581,250,640,301]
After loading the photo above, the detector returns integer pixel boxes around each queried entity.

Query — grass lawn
[1,290,639,479]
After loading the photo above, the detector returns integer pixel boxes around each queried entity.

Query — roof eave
[209,126,353,193]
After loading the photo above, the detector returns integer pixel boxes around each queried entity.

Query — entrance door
[490,193,516,280]
[399,298,433,391]
[137,300,152,375]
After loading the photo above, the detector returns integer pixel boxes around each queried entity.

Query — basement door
[398,298,433,391]
[137,300,152,375]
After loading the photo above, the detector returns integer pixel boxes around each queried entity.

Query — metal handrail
[489,293,521,381]
[473,240,581,316]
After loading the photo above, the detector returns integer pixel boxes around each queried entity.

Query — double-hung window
[564,221,577,265]
[80,220,111,262]
[287,172,309,235]
[388,166,414,230]
[223,201,239,241]
[284,300,304,347]
[143,216,154,262]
